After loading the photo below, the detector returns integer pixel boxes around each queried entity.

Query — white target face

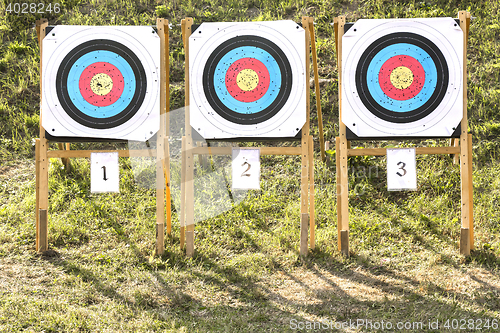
[189,21,306,139]
[342,18,463,138]
[42,26,160,141]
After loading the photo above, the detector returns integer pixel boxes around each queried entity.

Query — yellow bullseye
[236,69,259,91]
[390,66,413,90]
[90,73,113,95]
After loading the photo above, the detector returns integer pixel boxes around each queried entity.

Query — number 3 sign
[386,148,417,191]
[232,148,260,190]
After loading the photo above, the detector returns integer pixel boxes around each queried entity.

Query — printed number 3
[396,161,406,177]
[241,162,251,177]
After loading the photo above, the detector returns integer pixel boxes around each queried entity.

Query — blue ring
[366,43,437,113]
[67,50,136,119]
[212,46,281,114]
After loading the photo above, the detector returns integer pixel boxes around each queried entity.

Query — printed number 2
[241,162,251,177]
[396,162,406,177]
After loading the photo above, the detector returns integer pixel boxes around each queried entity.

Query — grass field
[1,0,500,331]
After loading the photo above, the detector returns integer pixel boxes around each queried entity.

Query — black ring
[202,36,293,125]
[355,32,449,123]
[56,39,147,129]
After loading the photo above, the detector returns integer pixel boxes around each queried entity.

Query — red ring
[79,62,124,107]
[378,55,425,101]
[225,58,270,103]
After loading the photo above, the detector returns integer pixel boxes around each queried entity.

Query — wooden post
[459,11,472,256]
[182,17,195,257]
[155,18,169,255]
[334,16,349,257]
[36,19,49,253]
[298,17,311,256]
[164,19,172,239]
[308,18,325,163]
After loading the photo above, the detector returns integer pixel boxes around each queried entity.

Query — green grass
[1,0,500,331]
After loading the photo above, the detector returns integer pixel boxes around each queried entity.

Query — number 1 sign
[232,148,260,190]
[91,152,120,193]
[386,148,417,191]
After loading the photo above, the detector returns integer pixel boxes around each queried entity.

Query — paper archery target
[342,18,463,138]
[42,26,160,141]
[189,21,306,139]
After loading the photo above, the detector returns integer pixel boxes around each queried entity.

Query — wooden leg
[340,230,349,257]
[156,146,165,256]
[308,136,315,250]
[39,137,49,252]
[460,131,472,256]
[335,137,342,252]
[185,138,195,257]
[35,139,40,251]
[300,213,308,256]
[180,136,186,250]
[460,228,470,256]
[467,134,474,250]
[38,209,48,252]
[339,136,349,257]
[300,133,309,256]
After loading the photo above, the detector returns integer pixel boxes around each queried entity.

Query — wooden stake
[335,137,342,251]
[180,136,186,250]
[340,230,349,257]
[38,209,48,253]
[308,135,315,250]
[460,228,470,256]
[468,133,474,250]
[300,213,309,256]
[35,139,40,251]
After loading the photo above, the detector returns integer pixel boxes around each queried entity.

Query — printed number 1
[396,162,406,177]
[102,166,108,180]
[241,162,251,177]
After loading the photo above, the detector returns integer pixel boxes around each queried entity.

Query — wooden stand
[35,19,172,255]
[334,12,473,257]
[179,17,323,257]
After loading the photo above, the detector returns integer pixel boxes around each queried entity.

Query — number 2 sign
[386,148,417,191]
[232,148,260,190]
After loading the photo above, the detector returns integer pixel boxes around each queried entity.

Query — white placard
[232,148,260,190]
[387,148,417,191]
[91,152,119,193]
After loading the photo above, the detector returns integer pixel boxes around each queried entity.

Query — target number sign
[342,18,463,138]
[42,26,160,141]
[232,148,260,190]
[189,21,306,139]
[91,152,119,193]
[387,148,417,191]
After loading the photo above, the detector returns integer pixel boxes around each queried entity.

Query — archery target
[342,18,463,137]
[42,26,160,141]
[189,21,306,139]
